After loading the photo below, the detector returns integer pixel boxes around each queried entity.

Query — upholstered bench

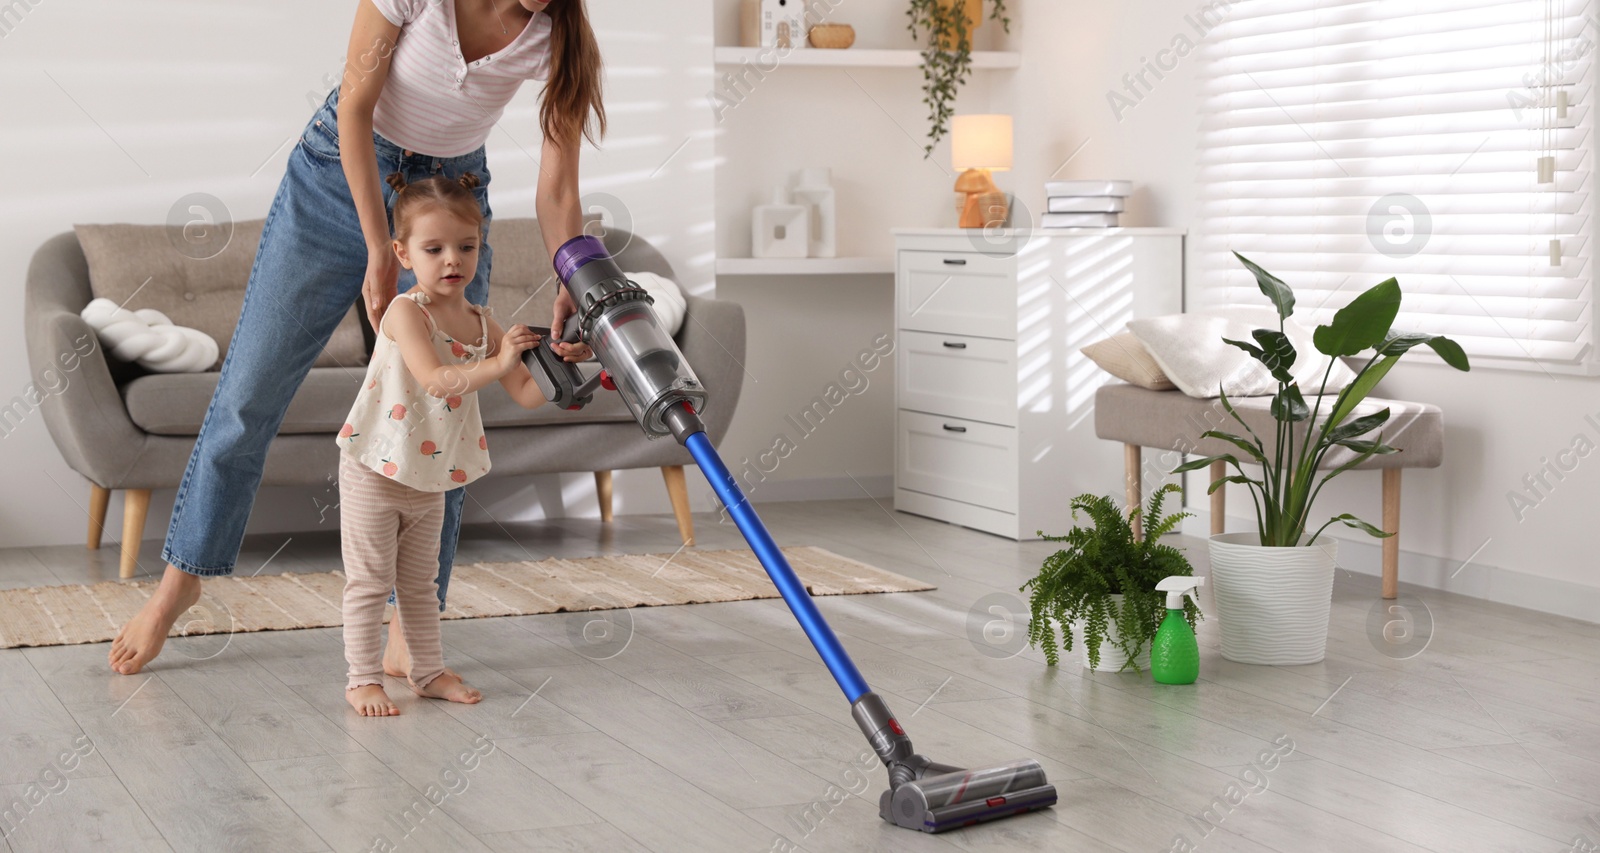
[1094,383,1444,599]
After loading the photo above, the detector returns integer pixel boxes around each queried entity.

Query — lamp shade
[952,114,1013,172]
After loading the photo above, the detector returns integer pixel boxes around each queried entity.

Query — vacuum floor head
[880,758,1057,833]
[851,692,1055,833]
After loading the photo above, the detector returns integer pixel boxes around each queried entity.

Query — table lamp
[952,114,1012,229]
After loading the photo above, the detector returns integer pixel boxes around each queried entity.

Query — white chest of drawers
[891,228,1184,540]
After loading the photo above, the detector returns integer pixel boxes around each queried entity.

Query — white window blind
[1195,0,1594,369]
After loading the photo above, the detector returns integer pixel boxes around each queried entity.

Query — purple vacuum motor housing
[553,234,609,285]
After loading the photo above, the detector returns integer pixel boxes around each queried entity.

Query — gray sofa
[25,218,745,577]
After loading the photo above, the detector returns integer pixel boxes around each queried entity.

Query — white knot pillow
[626,271,686,336]
[80,297,220,373]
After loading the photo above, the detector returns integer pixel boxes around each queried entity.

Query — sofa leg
[1124,443,1142,541]
[1382,468,1400,600]
[120,488,151,580]
[661,465,695,546]
[594,470,614,523]
[1209,460,1226,536]
[88,484,111,550]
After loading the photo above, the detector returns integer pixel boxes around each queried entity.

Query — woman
[110,0,604,675]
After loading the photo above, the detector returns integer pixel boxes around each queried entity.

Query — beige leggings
[338,452,447,691]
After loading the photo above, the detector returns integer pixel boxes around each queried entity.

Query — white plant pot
[1208,532,1337,665]
[1070,595,1151,672]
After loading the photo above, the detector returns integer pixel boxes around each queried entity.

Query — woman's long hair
[541,0,606,148]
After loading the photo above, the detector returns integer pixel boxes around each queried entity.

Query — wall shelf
[716,257,895,276]
[713,47,1020,69]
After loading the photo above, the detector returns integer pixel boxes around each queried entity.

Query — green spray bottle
[1150,576,1204,685]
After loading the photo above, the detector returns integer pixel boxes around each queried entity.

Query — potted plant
[906,0,1010,156]
[1171,252,1470,665]
[1022,485,1201,672]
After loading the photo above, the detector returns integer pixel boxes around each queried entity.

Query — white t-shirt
[368,0,554,157]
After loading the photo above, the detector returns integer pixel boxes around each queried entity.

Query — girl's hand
[363,250,400,331]
[559,340,593,363]
[497,324,542,371]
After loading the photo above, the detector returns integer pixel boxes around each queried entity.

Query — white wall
[0,0,716,548]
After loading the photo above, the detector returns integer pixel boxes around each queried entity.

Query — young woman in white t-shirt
[111,0,603,676]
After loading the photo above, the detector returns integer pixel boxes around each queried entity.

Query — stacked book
[1041,180,1131,228]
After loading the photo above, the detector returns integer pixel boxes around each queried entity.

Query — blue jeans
[160,87,493,611]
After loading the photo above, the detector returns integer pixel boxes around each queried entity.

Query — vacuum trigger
[599,370,615,391]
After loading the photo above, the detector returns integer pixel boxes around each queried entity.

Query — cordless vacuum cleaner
[525,235,1057,833]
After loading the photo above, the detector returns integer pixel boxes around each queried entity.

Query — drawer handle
[942,341,968,349]
[942,258,968,266]
[942,424,968,433]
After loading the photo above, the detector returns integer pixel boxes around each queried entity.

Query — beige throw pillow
[1080,332,1177,391]
[74,220,367,370]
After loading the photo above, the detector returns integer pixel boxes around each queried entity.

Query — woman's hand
[549,288,592,362]
[362,249,400,332]
[497,323,542,372]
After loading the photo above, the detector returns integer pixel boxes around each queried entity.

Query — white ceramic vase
[751,186,808,259]
[791,167,837,258]
[1070,595,1150,672]
[1208,532,1337,665]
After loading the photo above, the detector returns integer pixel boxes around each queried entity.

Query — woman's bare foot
[346,684,400,716]
[109,565,202,674]
[411,671,482,704]
[382,609,410,678]
[384,610,459,681]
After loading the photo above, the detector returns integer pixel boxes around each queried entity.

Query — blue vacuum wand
[534,236,1057,833]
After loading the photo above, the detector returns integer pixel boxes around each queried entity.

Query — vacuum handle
[524,326,603,409]
[555,310,583,345]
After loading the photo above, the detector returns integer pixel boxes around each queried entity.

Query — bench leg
[661,465,695,546]
[1210,459,1226,536]
[120,488,151,580]
[1124,443,1142,541]
[594,470,614,523]
[88,483,110,550]
[1382,468,1400,599]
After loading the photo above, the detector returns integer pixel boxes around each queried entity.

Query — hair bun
[385,172,408,193]
[458,172,482,190]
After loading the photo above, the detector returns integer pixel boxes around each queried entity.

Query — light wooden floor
[2,498,1598,853]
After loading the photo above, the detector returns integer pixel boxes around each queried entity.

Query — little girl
[336,171,578,716]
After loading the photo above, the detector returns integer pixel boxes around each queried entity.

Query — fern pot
[1208,533,1337,665]
[1069,595,1151,673]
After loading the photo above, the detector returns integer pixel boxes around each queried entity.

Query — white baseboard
[735,473,895,504]
[1181,512,1600,624]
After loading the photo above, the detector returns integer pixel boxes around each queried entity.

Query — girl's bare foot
[411,672,481,704]
[347,684,400,716]
[109,565,202,674]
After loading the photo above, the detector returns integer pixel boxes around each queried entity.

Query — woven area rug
[0,546,934,649]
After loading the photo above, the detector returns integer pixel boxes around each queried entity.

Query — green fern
[1020,485,1202,672]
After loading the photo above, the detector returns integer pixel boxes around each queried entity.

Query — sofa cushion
[484,218,564,328]
[74,220,366,370]
[1093,383,1443,470]
[123,367,635,436]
